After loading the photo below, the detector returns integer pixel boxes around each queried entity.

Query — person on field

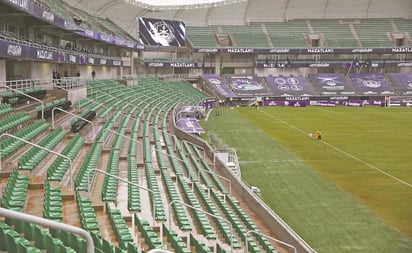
[315,130,322,140]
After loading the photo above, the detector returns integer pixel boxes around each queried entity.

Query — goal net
[387,96,412,107]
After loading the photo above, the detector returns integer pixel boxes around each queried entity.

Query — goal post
[387,96,412,107]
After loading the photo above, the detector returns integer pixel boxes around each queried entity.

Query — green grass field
[202,106,412,253]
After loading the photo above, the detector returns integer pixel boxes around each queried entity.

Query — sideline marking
[259,109,412,188]
[316,108,338,113]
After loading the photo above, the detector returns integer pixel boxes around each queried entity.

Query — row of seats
[74,142,102,191]
[111,127,126,150]
[168,135,185,176]
[226,196,277,253]
[210,189,269,253]
[194,182,241,249]
[1,88,46,105]
[176,175,216,240]
[47,133,84,181]
[128,131,138,157]
[36,97,72,119]
[162,223,191,253]
[0,103,13,115]
[189,233,213,253]
[144,162,166,221]
[106,203,134,249]
[127,155,141,211]
[75,191,101,237]
[175,140,198,181]
[0,111,32,135]
[195,147,227,194]
[184,141,213,188]
[1,168,29,212]
[90,230,136,253]
[43,180,63,222]
[70,110,96,133]
[21,222,76,253]
[139,115,166,220]
[160,169,192,231]
[74,98,93,109]
[134,214,165,251]
[0,119,50,159]
[0,221,42,253]
[102,150,120,201]
[18,127,67,170]
[48,228,87,253]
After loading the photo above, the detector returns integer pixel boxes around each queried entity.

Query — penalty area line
[259,109,412,188]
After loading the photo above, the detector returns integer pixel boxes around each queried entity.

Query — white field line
[259,109,412,188]
[239,160,301,163]
[316,108,338,113]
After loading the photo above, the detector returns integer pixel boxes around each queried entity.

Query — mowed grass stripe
[203,106,412,253]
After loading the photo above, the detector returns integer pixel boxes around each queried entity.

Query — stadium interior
[0,0,411,252]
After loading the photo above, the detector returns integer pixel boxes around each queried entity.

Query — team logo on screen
[151,21,174,44]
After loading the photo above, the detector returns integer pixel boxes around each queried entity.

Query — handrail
[101,128,141,149]
[246,230,297,253]
[197,168,231,199]
[154,124,206,159]
[3,86,44,119]
[168,199,234,253]
[87,168,156,226]
[0,207,94,253]
[51,107,96,137]
[0,133,74,189]
[183,140,206,161]
[85,99,110,121]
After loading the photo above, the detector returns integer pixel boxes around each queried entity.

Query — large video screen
[139,17,186,47]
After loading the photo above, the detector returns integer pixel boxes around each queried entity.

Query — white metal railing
[0,133,74,189]
[196,168,231,199]
[2,85,45,119]
[0,207,94,253]
[87,168,156,227]
[51,107,96,138]
[168,199,234,253]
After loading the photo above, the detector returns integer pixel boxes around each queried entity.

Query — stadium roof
[125,0,247,9]
[63,0,412,37]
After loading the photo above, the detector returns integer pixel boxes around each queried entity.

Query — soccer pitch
[202,106,412,253]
